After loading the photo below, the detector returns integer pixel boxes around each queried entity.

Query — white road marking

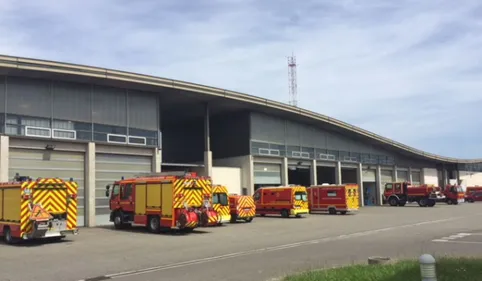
[432,240,482,245]
[76,216,464,281]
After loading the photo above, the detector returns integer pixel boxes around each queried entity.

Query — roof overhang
[0,54,479,164]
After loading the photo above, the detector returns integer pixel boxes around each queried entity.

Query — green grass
[283,257,482,281]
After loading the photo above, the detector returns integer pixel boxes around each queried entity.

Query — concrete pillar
[247,155,254,195]
[282,157,289,185]
[393,165,398,182]
[85,142,96,227]
[420,168,425,184]
[335,161,342,184]
[442,168,447,186]
[152,147,161,173]
[203,103,212,177]
[376,165,383,205]
[0,136,9,182]
[408,167,413,183]
[310,159,317,186]
[357,162,364,207]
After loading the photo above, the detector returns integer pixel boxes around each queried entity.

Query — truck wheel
[446,199,453,205]
[328,208,336,215]
[113,212,124,229]
[418,198,428,207]
[3,227,15,245]
[230,214,238,223]
[281,209,289,218]
[245,217,253,223]
[427,200,436,207]
[398,201,406,207]
[388,197,399,207]
[452,199,458,205]
[148,216,161,233]
[340,211,347,215]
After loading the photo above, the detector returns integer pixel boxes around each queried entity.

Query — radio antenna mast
[287,53,298,107]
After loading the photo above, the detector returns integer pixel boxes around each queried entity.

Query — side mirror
[105,190,110,197]
[106,184,110,190]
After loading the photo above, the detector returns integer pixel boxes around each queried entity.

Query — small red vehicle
[465,190,482,203]
[228,194,256,223]
[383,182,445,207]
[253,185,309,218]
[466,186,482,196]
[441,185,465,205]
[307,184,359,215]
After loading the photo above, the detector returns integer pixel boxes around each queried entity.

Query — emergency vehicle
[383,182,445,207]
[105,172,218,233]
[212,185,231,225]
[228,194,255,223]
[466,186,482,195]
[441,185,465,205]
[253,185,309,218]
[307,184,360,215]
[0,174,79,244]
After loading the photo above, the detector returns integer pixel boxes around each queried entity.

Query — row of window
[251,141,395,165]
[458,163,482,172]
[0,114,159,147]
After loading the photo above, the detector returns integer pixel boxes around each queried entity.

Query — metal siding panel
[8,148,85,226]
[300,124,326,148]
[285,120,300,146]
[128,90,157,130]
[250,112,285,143]
[0,76,4,112]
[95,153,151,225]
[7,76,51,118]
[381,170,393,183]
[52,81,91,122]
[92,85,127,126]
[397,170,409,181]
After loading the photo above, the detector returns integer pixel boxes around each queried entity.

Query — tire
[245,217,253,223]
[427,200,436,207]
[388,197,399,207]
[148,216,161,233]
[340,211,347,215]
[398,201,406,207]
[113,212,124,229]
[418,198,428,207]
[281,209,289,218]
[328,208,336,215]
[3,227,15,245]
[447,199,453,205]
[452,199,458,205]
[230,214,238,223]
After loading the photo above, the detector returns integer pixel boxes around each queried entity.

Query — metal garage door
[95,153,152,225]
[362,169,376,182]
[411,171,421,185]
[8,148,85,226]
[254,163,281,185]
[397,170,408,182]
[381,170,393,184]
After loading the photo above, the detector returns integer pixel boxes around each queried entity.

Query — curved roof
[0,54,479,164]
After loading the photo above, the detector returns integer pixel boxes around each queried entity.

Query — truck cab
[443,185,465,205]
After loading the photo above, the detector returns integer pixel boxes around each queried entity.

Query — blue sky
[1,0,481,158]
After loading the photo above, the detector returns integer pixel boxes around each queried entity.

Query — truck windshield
[295,191,308,202]
[213,193,229,206]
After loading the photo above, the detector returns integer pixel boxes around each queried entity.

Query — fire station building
[0,55,481,227]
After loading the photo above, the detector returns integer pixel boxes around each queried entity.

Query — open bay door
[95,153,152,225]
[253,163,281,191]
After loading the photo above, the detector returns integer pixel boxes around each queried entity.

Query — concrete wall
[459,171,482,186]
[423,168,438,185]
[212,167,242,194]
[213,155,253,195]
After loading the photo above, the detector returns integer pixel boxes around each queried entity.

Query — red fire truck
[383,182,445,207]
[466,186,482,195]
[253,185,309,218]
[105,172,218,233]
[307,184,360,215]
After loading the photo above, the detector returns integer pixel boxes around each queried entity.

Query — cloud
[0,0,481,158]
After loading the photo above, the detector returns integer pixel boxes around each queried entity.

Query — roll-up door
[8,148,85,226]
[95,153,152,225]
[254,163,281,185]
[381,170,393,184]
[411,171,421,185]
[362,169,376,182]
[397,170,408,182]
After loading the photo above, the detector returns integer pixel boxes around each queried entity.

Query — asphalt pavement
[0,203,481,281]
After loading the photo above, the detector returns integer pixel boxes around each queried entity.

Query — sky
[0,0,481,158]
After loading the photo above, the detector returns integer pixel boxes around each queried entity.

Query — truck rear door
[32,181,68,215]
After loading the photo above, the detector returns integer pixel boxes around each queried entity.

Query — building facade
[0,55,481,228]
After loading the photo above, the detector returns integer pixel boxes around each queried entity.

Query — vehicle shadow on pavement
[96,225,211,236]
[254,216,308,219]
[2,238,73,248]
